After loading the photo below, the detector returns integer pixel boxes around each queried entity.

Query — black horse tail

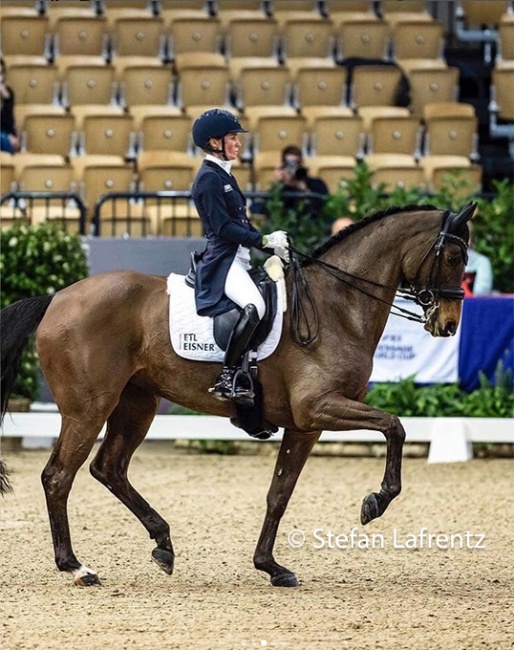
[0,295,54,495]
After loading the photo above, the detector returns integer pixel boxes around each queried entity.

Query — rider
[191,108,290,404]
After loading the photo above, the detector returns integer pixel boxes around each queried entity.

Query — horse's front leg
[254,428,321,587]
[295,395,406,525]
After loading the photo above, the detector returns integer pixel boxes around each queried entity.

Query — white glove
[262,230,290,263]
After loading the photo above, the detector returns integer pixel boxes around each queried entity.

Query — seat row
[0,151,482,238]
[9,101,479,161]
[6,56,460,120]
[0,11,445,63]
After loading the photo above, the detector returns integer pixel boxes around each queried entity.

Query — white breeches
[224,247,266,319]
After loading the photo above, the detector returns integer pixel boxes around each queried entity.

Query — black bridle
[289,210,469,347]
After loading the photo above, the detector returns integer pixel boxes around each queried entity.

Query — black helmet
[192,108,247,150]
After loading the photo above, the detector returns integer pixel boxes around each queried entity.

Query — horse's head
[403,202,476,337]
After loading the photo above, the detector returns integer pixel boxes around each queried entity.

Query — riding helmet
[192,109,248,150]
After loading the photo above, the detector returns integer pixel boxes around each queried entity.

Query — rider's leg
[210,252,265,402]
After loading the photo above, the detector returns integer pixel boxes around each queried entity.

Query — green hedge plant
[0,221,89,400]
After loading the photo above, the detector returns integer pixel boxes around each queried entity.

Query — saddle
[185,252,278,351]
[185,253,279,440]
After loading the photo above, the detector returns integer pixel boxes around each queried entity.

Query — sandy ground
[0,441,513,650]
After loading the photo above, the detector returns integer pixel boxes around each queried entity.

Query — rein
[288,211,469,347]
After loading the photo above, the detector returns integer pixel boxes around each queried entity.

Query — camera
[283,159,308,182]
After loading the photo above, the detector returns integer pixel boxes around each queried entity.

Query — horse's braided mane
[304,203,438,265]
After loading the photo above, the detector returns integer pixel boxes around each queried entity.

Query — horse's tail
[0,295,54,426]
[0,294,54,495]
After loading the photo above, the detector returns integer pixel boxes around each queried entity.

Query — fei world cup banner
[370,299,460,384]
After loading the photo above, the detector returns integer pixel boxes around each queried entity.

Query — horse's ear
[449,201,477,231]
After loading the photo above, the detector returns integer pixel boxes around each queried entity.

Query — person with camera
[191,108,290,406]
[273,145,329,218]
[0,58,20,154]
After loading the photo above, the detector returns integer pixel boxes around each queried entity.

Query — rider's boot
[210,304,260,404]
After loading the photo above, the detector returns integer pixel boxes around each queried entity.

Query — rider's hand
[262,230,290,263]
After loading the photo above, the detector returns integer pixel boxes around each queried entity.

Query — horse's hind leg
[42,412,111,587]
[89,383,175,577]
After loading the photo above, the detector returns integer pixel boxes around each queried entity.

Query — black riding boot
[210,304,261,404]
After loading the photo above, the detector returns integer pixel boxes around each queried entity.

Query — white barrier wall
[2,411,513,464]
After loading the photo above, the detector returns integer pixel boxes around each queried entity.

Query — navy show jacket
[192,160,265,317]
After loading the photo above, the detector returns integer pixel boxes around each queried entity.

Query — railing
[0,192,88,235]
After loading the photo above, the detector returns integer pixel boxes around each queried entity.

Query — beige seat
[431,164,482,196]
[358,106,411,132]
[102,1,154,31]
[301,105,354,128]
[407,67,459,117]
[380,1,433,28]
[243,105,298,131]
[498,16,514,62]
[174,51,226,73]
[252,114,307,153]
[0,154,15,196]
[423,102,476,120]
[215,1,267,29]
[369,116,422,155]
[111,16,165,58]
[271,1,322,26]
[392,20,444,60]
[326,0,377,24]
[80,114,135,157]
[460,1,509,28]
[18,163,83,233]
[281,19,334,60]
[148,201,203,237]
[71,105,126,130]
[365,152,422,190]
[309,115,364,157]
[45,0,97,27]
[53,15,107,57]
[138,151,196,195]
[177,66,230,110]
[129,104,183,130]
[285,56,337,81]
[137,113,192,153]
[120,65,174,107]
[0,14,49,56]
[253,150,280,190]
[16,105,67,133]
[424,115,479,158]
[293,66,347,111]
[337,19,390,60]
[350,65,404,108]
[168,16,222,59]
[6,63,58,105]
[306,156,356,194]
[225,17,278,59]
[160,1,209,25]
[491,67,514,121]
[234,66,291,111]
[71,155,138,231]
[62,64,116,107]
[22,113,76,156]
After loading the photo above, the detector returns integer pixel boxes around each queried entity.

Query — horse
[0,202,474,588]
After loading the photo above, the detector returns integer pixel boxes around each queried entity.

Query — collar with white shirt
[205,154,232,175]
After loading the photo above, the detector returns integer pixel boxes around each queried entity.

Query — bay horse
[0,203,474,588]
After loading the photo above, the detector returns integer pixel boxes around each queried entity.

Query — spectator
[331,216,355,236]
[0,58,20,154]
[463,222,493,295]
[273,145,329,218]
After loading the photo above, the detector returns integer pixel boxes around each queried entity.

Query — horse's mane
[305,204,438,265]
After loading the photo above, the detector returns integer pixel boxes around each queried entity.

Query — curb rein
[288,211,469,347]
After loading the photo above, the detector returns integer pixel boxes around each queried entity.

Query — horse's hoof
[360,492,380,525]
[74,573,102,587]
[152,547,174,575]
[271,572,299,588]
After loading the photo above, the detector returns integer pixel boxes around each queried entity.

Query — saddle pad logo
[179,333,217,353]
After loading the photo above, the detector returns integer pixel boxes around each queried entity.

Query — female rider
[191,108,289,405]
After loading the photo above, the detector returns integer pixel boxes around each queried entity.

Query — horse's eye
[447,253,461,266]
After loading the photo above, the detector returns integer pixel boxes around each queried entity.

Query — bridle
[289,210,469,347]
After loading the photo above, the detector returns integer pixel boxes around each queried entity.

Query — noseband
[288,210,469,346]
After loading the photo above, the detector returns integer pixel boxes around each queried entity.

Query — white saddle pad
[167,273,285,362]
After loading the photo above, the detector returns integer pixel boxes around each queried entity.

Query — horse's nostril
[445,321,457,336]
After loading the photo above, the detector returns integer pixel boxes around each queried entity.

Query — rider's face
[222,132,241,160]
